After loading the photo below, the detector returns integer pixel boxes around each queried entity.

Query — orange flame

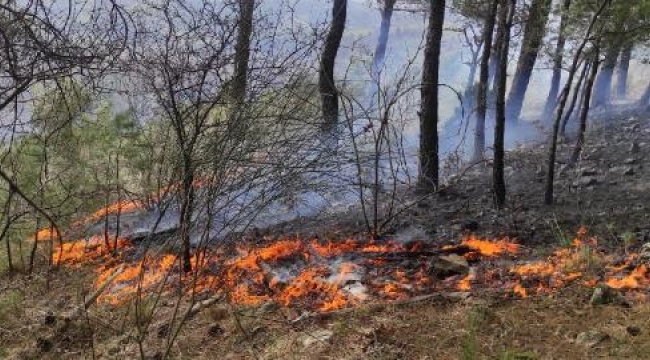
[606,265,649,289]
[461,236,519,257]
[513,283,528,298]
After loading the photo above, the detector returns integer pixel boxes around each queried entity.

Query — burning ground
[33,224,650,315]
[3,115,650,359]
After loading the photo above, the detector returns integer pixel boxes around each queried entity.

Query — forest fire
[35,198,650,314]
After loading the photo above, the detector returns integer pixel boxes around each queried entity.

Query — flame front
[30,204,650,313]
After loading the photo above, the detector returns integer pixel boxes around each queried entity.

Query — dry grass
[2,248,650,359]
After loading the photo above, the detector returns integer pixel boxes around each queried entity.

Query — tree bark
[1,189,15,272]
[591,45,619,107]
[231,0,255,107]
[418,0,446,191]
[543,0,572,119]
[544,0,609,205]
[570,49,600,165]
[505,0,552,123]
[319,0,347,131]
[493,0,516,209]
[179,157,195,273]
[616,43,632,100]
[472,0,499,162]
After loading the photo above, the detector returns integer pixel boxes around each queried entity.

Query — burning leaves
[606,265,649,290]
[476,227,650,299]
[78,235,521,312]
[53,236,133,266]
[32,218,650,314]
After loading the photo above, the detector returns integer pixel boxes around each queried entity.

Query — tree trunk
[179,160,195,273]
[418,0,446,191]
[591,45,619,107]
[103,163,111,252]
[560,60,589,137]
[369,0,396,109]
[232,0,255,107]
[616,43,632,100]
[570,50,600,165]
[543,0,572,119]
[488,38,500,91]
[466,60,479,91]
[638,81,650,106]
[505,0,552,123]
[493,0,516,209]
[1,189,15,273]
[319,0,347,131]
[113,144,121,255]
[472,0,499,162]
[372,0,396,78]
[544,0,609,205]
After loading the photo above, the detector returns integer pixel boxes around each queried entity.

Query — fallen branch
[69,265,125,319]
[188,294,225,318]
[36,266,125,354]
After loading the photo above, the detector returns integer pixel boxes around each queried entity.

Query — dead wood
[34,266,125,353]
[188,294,225,318]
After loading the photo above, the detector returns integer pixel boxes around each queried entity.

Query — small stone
[622,167,635,176]
[157,323,170,338]
[630,142,640,153]
[590,284,615,306]
[573,177,598,187]
[626,326,642,336]
[208,324,225,337]
[257,301,280,314]
[623,158,637,165]
[36,338,53,353]
[343,283,369,301]
[431,254,469,276]
[300,329,334,348]
[590,284,630,307]
[580,168,598,177]
[575,330,609,348]
[43,312,56,326]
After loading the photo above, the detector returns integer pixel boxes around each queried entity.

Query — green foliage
[548,217,571,248]
[501,349,537,360]
[451,0,494,22]
[461,305,491,360]
[0,81,154,237]
[565,0,650,48]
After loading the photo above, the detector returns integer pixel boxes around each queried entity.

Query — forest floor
[2,109,650,359]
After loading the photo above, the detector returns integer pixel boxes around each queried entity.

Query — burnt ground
[2,110,650,359]
[272,108,650,253]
